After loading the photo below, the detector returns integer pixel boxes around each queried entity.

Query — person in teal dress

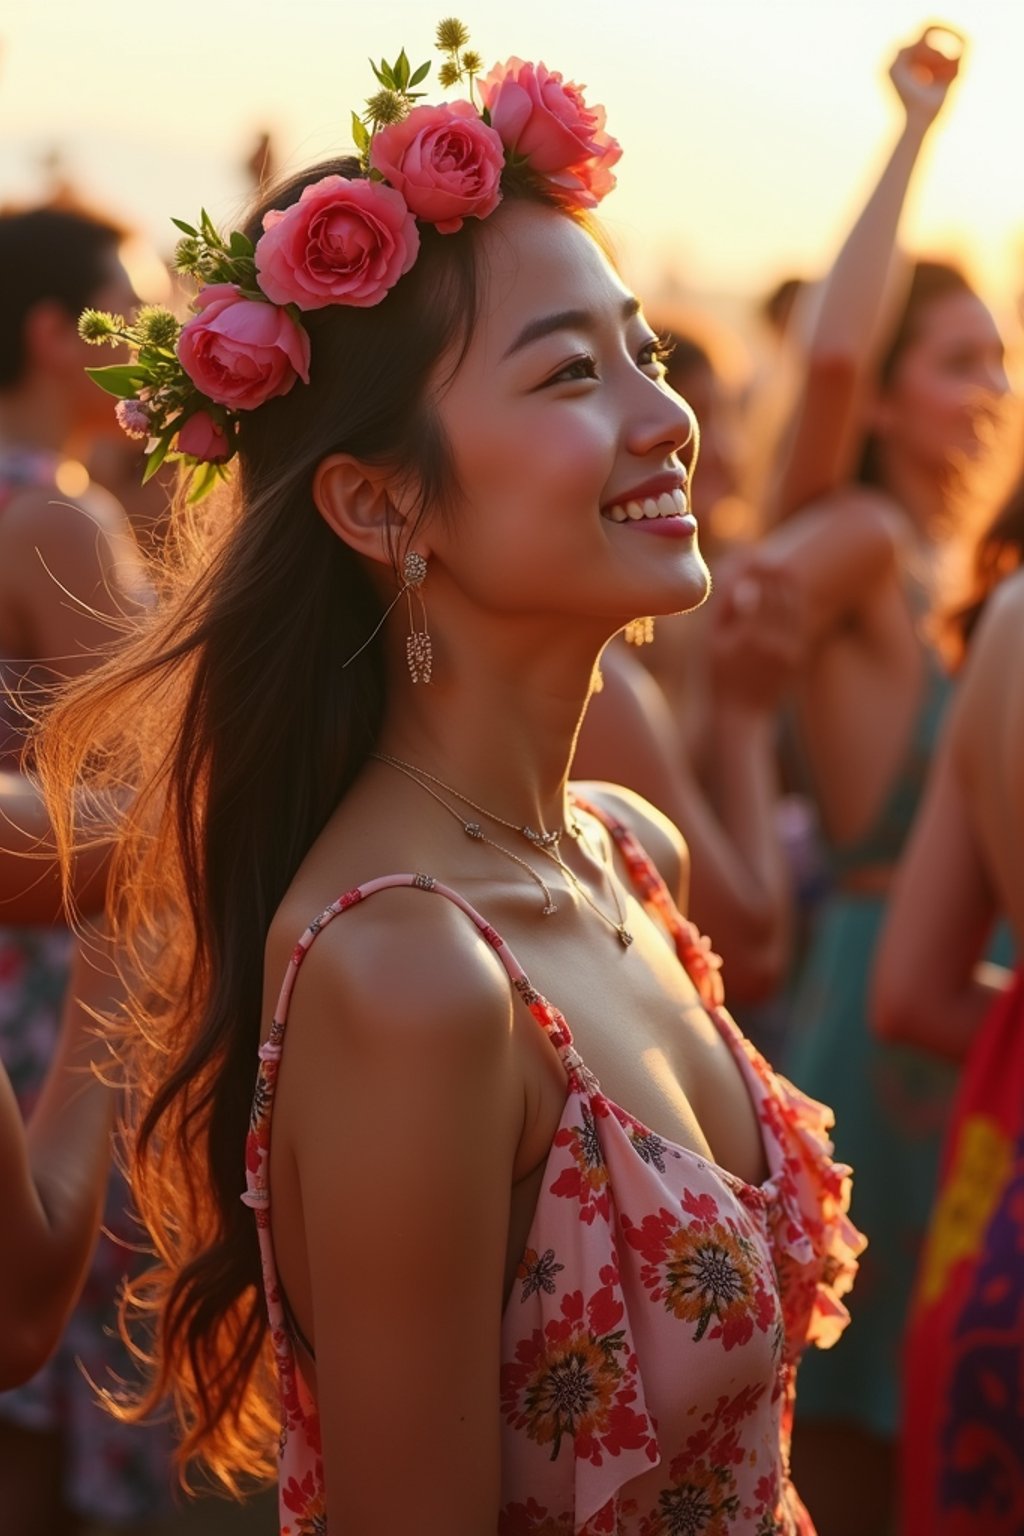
[718,29,1017,1536]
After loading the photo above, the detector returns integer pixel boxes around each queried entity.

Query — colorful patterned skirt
[901,969,1024,1536]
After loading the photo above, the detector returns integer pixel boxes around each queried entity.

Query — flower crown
[78,19,621,501]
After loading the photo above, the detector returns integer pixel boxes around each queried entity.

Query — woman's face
[874,289,1011,473]
[420,201,709,638]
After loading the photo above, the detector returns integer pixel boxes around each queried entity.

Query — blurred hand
[709,556,805,713]
[889,26,963,127]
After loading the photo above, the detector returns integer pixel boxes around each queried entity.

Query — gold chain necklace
[373,753,634,947]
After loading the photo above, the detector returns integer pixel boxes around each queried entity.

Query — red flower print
[639,1457,741,1536]
[499,1498,573,1535]
[551,1100,611,1224]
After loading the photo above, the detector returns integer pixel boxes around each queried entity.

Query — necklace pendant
[464,822,483,839]
[541,900,558,916]
[536,830,561,849]
[617,925,634,947]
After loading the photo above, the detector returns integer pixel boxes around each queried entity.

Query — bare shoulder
[573,779,688,898]
[266,879,519,1073]
[771,484,907,557]
[951,568,1024,760]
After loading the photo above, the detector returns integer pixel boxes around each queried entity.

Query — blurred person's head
[0,201,137,443]
[859,260,1011,506]
[650,310,750,538]
[761,276,804,341]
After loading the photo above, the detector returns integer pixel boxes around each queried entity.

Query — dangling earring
[403,550,432,683]
[624,617,655,646]
[340,548,432,676]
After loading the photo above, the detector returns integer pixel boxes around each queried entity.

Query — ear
[313,454,421,569]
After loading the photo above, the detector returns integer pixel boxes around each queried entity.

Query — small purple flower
[115,398,151,440]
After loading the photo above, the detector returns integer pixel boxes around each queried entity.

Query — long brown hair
[947,474,1024,664]
[37,158,562,1491]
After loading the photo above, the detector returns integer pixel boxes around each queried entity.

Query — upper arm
[872,713,997,1044]
[280,892,522,1535]
[768,353,867,525]
[0,490,147,678]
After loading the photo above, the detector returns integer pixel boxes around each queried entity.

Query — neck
[376,619,604,838]
[872,444,958,540]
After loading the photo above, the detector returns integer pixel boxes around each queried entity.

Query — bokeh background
[3,0,1023,324]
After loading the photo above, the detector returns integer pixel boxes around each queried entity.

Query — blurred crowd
[1,25,1022,1536]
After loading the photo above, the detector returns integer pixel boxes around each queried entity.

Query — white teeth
[602,486,689,522]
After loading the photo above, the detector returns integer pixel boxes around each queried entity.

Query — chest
[506,916,770,1283]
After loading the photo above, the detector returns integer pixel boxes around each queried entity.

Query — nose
[626,374,698,469]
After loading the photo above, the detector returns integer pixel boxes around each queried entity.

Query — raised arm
[769,28,962,523]
[0,922,118,1386]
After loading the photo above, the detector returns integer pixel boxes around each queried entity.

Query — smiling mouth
[601,487,689,523]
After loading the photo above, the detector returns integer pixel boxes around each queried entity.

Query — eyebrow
[502,295,642,360]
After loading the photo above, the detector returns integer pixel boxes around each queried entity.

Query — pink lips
[619,511,698,538]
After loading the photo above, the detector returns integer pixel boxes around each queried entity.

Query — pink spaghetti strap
[243,872,590,1220]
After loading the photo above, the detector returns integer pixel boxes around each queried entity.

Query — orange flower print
[624,1207,776,1348]
[501,1274,658,1465]
[638,1458,741,1535]
[550,1100,611,1223]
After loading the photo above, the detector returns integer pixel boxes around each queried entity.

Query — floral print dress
[244,800,865,1534]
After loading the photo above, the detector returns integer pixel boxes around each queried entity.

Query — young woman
[723,30,1013,1534]
[43,32,861,1533]
[873,489,1024,1535]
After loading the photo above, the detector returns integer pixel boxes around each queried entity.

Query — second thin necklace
[374,752,635,947]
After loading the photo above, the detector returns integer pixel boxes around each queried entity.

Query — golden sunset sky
[2,0,1022,318]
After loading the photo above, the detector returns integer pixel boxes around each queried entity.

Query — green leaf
[187,461,219,503]
[200,208,220,246]
[409,60,431,87]
[228,230,254,258]
[350,111,370,152]
[171,217,199,237]
[394,48,410,90]
[142,433,173,483]
[85,364,149,399]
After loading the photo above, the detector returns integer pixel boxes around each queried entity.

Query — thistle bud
[436,18,470,51]
[174,236,204,276]
[135,306,181,350]
[437,60,460,88]
[460,49,483,73]
[78,309,124,345]
[364,88,410,127]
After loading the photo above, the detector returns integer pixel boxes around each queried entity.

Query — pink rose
[370,100,505,234]
[177,285,310,411]
[255,175,419,310]
[477,57,622,208]
[177,410,231,463]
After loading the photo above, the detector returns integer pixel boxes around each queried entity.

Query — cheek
[450,398,616,518]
